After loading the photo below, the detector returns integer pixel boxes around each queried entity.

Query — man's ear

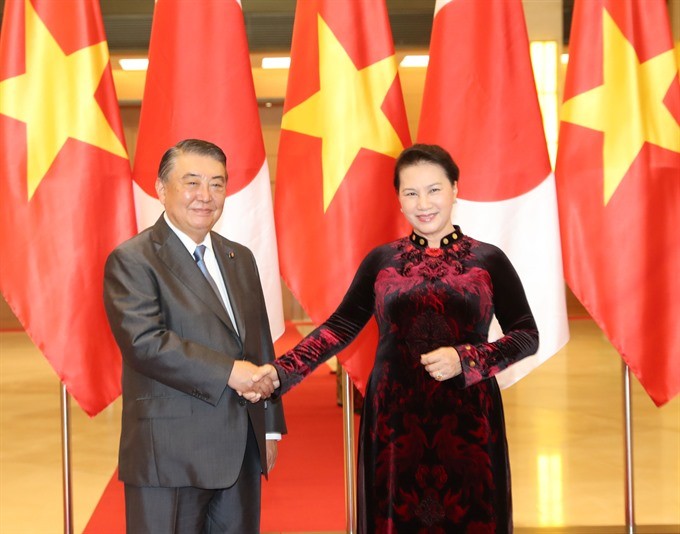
[155,178,166,205]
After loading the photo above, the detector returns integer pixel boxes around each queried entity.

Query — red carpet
[84,323,359,533]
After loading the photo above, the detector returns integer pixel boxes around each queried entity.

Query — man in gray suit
[104,138,286,533]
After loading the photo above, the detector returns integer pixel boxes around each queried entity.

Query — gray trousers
[124,425,261,534]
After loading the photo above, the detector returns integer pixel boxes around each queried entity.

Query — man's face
[156,151,227,243]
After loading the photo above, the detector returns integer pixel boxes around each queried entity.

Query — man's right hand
[241,364,281,402]
[228,360,276,402]
[252,364,280,390]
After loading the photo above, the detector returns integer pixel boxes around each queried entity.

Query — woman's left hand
[420,346,462,382]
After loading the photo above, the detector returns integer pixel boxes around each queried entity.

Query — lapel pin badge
[229,252,235,259]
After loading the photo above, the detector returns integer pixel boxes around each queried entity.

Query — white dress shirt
[164,214,239,334]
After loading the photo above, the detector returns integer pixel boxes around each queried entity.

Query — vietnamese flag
[418,0,569,387]
[0,0,137,415]
[131,0,284,339]
[555,0,680,406]
[275,0,411,392]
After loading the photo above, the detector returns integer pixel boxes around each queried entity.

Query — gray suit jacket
[104,215,286,489]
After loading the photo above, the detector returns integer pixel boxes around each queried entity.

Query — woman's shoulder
[463,235,515,273]
[464,234,504,256]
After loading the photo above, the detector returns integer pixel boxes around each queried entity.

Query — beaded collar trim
[409,226,464,249]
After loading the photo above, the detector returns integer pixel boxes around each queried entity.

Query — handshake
[228,361,281,403]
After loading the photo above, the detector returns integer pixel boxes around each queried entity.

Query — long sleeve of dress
[273,248,383,393]
[453,244,539,388]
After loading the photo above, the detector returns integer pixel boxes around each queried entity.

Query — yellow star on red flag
[555,0,680,406]
[0,0,137,415]
[281,14,404,212]
[561,9,680,205]
[0,0,127,200]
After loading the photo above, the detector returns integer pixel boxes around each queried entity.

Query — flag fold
[0,0,137,415]
[556,0,680,406]
[275,0,412,392]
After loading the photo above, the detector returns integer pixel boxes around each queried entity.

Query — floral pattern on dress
[274,227,538,533]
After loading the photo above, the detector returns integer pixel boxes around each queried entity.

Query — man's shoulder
[112,225,157,254]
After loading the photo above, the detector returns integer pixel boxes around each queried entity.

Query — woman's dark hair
[393,144,459,191]
[157,139,227,182]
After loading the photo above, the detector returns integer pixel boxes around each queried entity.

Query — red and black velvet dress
[273,227,539,534]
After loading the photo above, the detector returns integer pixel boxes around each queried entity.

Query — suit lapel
[213,237,247,342]
[151,218,240,339]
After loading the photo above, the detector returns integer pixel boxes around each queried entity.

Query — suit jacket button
[239,398,247,406]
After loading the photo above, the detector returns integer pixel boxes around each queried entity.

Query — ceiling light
[261,57,291,69]
[400,55,429,68]
[118,58,149,71]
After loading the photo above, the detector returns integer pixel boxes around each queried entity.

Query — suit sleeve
[104,246,234,406]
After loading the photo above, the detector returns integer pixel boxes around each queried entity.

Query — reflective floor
[1,320,679,533]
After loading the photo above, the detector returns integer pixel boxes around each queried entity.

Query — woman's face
[398,162,457,247]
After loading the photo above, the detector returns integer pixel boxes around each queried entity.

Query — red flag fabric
[275,0,411,393]
[0,0,137,415]
[555,0,680,406]
[131,0,284,338]
[418,0,569,387]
